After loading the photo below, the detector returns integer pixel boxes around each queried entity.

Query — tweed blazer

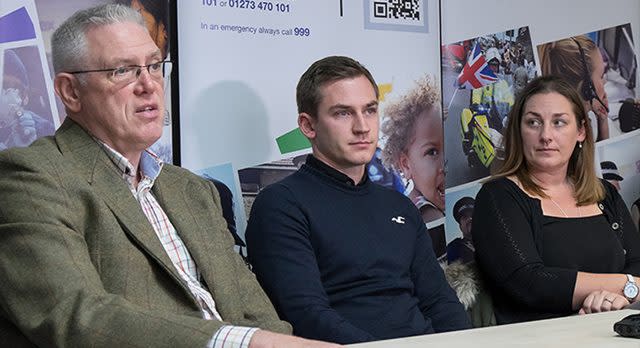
[0,118,290,347]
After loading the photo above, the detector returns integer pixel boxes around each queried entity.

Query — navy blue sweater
[246,156,470,344]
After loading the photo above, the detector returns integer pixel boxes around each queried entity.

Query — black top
[541,215,624,271]
[246,155,470,344]
[473,177,640,324]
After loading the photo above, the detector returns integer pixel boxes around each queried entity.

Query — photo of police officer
[600,160,624,191]
[446,196,475,264]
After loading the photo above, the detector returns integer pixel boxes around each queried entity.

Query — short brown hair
[493,75,605,204]
[296,56,378,117]
[380,75,440,171]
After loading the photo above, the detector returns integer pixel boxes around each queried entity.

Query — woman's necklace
[523,175,583,218]
[547,197,581,218]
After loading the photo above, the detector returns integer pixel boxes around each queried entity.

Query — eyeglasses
[67,61,172,84]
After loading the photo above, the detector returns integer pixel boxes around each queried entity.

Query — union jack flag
[456,43,498,89]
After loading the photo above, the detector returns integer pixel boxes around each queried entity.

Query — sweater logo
[391,216,405,224]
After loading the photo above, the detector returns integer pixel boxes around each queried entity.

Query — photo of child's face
[400,109,445,211]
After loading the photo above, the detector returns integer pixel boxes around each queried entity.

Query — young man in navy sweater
[246,56,471,344]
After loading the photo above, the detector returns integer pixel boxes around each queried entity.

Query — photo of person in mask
[1,49,54,150]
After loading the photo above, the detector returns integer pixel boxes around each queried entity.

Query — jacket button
[598,203,605,210]
[612,222,620,230]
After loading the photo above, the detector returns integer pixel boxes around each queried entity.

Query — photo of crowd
[442,27,537,188]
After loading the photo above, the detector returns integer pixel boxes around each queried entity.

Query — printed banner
[178,0,443,246]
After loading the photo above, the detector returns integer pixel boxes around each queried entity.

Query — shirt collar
[96,140,164,184]
[305,154,368,186]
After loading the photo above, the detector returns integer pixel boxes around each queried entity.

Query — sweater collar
[305,154,369,187]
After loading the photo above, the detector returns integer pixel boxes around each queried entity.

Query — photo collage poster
[2,0,638,263]
[440,0,640,265]
[178,0,443,251]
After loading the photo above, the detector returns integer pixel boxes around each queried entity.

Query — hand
[579,290,629,314]
[592,94,610,121]
[249,330,342,348]
[594,106,609,121]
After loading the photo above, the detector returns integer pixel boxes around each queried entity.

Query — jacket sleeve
[245,185,376,344]
[0,150,223,347]
[410,219,472,332]
[472,179,577,313]
[604,181,640,275]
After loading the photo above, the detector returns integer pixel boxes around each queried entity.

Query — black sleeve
[411,220,472,331]
[604,181,640,275]
[472,179,576,313]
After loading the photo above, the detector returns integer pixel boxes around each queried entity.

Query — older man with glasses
[0,4,339,348]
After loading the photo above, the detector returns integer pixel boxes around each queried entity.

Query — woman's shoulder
[478,175,535,206]
[599,178,617,198]
[598,178,626,211]
[480,176,521,194]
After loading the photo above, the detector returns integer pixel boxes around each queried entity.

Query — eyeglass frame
[65,60,172,83]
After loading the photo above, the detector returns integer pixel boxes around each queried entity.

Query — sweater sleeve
[472,179,576,313]
[606,182,640,275]
[410,219,471,332]
[245,184,376,344]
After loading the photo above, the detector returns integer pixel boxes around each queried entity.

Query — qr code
[364,0,427,33]
[373,0,420,21]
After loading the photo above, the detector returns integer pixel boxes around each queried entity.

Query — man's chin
[355,155,375,166]
[142,131,164,149]
[359,149,377,162]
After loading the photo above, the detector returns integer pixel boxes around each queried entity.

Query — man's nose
[352,112,370,133]
[134,68,159,93]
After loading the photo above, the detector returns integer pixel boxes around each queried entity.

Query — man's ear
[54,73,82,113]
[298,112,316,140]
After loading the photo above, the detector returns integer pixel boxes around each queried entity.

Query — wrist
[596,114,609,123]
[623,274,639,302]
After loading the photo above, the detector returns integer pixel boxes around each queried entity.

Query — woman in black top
[473,76,640,324]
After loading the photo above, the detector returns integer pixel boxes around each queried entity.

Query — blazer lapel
[153,169,244,319]
[55,119,186,287]
[152,170,222,276]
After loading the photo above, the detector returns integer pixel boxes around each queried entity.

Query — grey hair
[51,4,146,74]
